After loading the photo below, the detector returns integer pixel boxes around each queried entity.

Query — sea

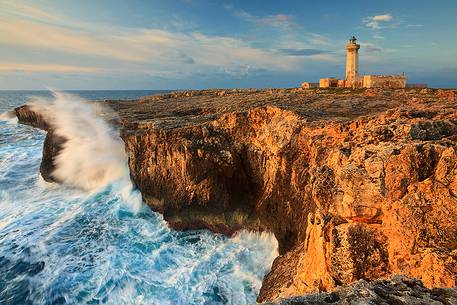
[0,90,278,305]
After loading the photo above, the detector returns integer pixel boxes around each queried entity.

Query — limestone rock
[15,88,457,302]
[15,105,50,130]
[258,275,457,305]
[40,131,66,182]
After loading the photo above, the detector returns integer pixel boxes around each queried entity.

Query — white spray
[31,91,142,213]
[0,110,18,124]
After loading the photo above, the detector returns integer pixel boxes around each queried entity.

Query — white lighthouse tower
[345,36,360,88]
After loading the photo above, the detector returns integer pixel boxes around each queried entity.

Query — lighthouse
[345,36,360,87]
[312,35,406,89]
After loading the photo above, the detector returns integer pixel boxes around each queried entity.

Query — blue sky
[0,0,456,89]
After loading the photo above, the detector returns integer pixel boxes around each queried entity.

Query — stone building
[310,36,407,89]
[300,82,318,89]
[319,78,338,88]
[363,75,406,88]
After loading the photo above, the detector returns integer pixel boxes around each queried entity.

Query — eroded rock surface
[259,275,457,305]
[15,88,457,302]
[15,105,66,181]
[15,105,50,130]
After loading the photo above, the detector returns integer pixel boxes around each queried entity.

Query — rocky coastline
[15,88,457,303]
[260,275,457,305]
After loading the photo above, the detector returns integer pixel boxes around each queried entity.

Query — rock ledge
[259,276,457,305]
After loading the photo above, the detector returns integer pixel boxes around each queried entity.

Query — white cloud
[224,4,298,29]
[257,14,298,28]
[0,19,147,62]
[0,0,338,83]
[0,62,101,73]
[361,43,382,53]
[308,33,332,46]
[0,0,64,24]
[0,2,310,77]
[363,13,393,30]
[372,14,393,22]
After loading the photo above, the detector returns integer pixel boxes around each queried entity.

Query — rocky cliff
[15,88,457,302]
[15,105,50,130]
[15,105,66,182]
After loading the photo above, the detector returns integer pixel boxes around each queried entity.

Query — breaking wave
[31,91,141,213]
[0,110,18,124]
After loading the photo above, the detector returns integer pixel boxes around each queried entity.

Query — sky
[0,0,456,90]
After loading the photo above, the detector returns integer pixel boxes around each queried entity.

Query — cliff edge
[15,88,457,302]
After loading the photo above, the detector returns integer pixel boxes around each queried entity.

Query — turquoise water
[0,91,277,305]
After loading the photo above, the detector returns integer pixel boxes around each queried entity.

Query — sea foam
[31,91,142,213]
[0,110,18,124]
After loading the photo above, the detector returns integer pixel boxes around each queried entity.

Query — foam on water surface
[0,91,278,305]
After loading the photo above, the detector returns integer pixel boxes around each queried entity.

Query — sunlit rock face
[16,88,457,302]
